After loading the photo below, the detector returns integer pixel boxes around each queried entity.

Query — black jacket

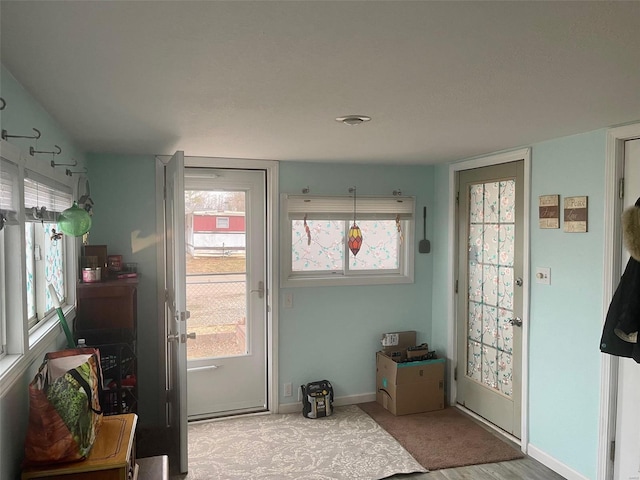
[601,197,640,361]
[600,256,640,361]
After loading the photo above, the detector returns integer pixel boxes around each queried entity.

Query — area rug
[358,402,524,470]
[183,405,427,479]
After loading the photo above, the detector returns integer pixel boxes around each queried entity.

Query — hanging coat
[600,197,640,361]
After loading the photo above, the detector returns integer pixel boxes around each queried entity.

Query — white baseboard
[278,392,376,414]
[528,444,590,480]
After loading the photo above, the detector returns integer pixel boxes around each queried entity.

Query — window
[0,157,19,359]
[281,194,415,286]
[24,171,72,330]
[216,216,230,229]
[0,141,78,391]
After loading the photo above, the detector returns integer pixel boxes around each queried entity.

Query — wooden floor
[390,457,566,479]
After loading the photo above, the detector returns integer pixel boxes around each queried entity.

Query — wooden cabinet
[22,414,138,480]
[75,279,138,414]
[75,278,138,335]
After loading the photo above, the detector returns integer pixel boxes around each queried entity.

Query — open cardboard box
[375,350,445,415]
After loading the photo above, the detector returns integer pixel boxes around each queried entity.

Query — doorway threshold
[455,404,522,450]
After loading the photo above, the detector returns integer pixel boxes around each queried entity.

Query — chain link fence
[186,273,246,359]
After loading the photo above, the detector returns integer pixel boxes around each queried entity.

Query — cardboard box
[380,331,416,362]
[376,351,445,415]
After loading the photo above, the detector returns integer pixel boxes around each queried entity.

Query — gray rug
[183,405,427,479]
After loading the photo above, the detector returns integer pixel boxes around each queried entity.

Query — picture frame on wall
[538,195,560,229]
[564,196,588,233]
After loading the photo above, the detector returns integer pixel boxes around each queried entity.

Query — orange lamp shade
[348,223,363,256]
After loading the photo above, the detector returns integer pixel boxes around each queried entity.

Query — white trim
[599,122,640,480]
[528,444,590,480]
[278,392,376,414]
[0,306,73,399]
[447,147,531,449]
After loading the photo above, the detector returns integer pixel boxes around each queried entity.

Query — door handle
[167,333,180,342]
[509,317,523,327]
[251,281,265,299]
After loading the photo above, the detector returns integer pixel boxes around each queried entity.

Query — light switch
[284,292,293,309]
[535,267,551,285]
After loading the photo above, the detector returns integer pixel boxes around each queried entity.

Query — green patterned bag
[23,348,103,466]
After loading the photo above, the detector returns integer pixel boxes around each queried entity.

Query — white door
[456,161,524,438]
[613,138,640,480]
[184,168,268,419]
[164,151,189,474]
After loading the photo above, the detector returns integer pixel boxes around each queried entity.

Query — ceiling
[1,1,639,165]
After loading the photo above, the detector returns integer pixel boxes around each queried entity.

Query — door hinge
[619,178,624,199]
[456,191,460,205]
[455,280,458,293]
[454,367,457,381]
[610,439,615,461]
[164,289,169,303]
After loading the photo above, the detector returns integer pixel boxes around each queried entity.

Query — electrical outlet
[284,382,292,397]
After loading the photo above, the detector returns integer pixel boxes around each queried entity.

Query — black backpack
[301,380,334,418]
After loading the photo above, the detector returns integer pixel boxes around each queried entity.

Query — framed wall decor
[564,196,588,233]
[538,194,560,229]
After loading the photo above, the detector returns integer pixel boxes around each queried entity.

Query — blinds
[24,169,73,222]
[284,195,415,221]
[0,157,19,224]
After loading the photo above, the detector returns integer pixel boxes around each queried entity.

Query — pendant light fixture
[57,201,92,237]
[348,186,363,256]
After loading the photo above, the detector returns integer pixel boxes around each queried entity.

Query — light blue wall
[85,153,161,427]
[528,130,606,478]
[0,65,86,168]
[278,162,435,403]
[0,65,84,480]
[430,164,451,360]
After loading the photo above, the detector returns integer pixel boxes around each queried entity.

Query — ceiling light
[336,115,371,126]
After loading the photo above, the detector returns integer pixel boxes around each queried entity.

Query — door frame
[447,147,531,451]
[155,156,280,424]
[598,123,640,480]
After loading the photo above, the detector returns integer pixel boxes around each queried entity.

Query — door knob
[186,332,196,340]
[509,317,523,327]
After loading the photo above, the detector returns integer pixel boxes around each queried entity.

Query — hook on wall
[392,189,402,196]
[30,144,62,157]
[1,127,41,141]
[50,158,78,169]
[65,167,88,176]
[302,186,310,194]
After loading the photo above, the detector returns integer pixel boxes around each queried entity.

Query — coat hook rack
[0,97,5,110]
[1,127,41,141]
[65,167,88,176]
[50,158,77,169]
[30,144,62,158]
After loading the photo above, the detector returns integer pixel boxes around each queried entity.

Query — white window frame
[0,139,79,394]
[281,194,415,287]
[23,170,73,330]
